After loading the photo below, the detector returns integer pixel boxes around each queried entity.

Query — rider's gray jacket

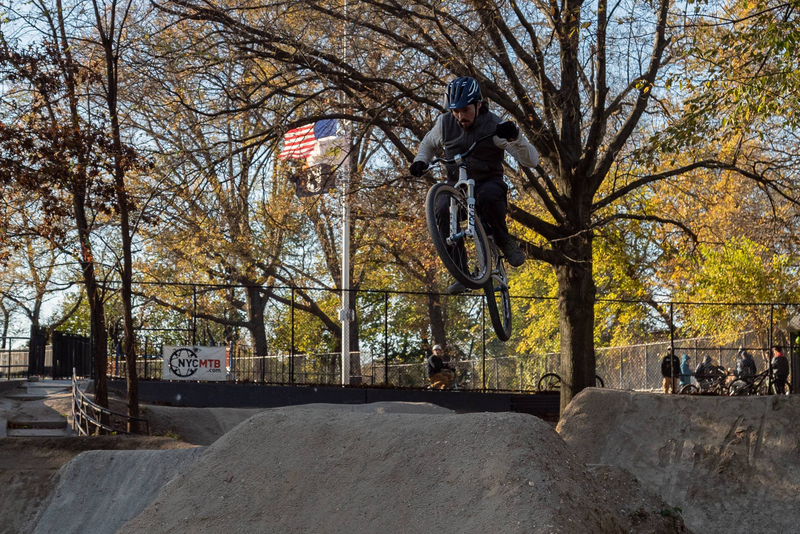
[413,111,539,183]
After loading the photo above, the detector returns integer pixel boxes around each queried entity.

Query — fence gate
[28,326,48,377]
[52,331,92,379]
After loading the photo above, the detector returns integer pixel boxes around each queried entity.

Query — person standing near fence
[679,354,693,390]
[694,354,714,390]
[660,349,680,394]
[771,345,790,395]
[735,349,757,380]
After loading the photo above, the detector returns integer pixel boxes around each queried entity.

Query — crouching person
[427,345,455,389]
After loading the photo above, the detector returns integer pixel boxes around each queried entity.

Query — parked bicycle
[679,365,728,395]
[728,369,793,396]
[423,132,512,341]
[536,372,605,392]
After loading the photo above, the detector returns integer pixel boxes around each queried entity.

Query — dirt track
[119,408,689,534]
[11,404,693,534]
[14,389,792,533]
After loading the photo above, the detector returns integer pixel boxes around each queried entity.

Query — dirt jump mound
[116,408,690,534]
[33,448,204,534]
[143,401,455,446]
[558,388,800,534]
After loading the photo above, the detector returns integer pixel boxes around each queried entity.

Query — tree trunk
[427,292,447,347]
[245,284,269,361]
[93,2,140,431]
[89,290,109,410]
[556,243,596,416]
[121,229,138,433]
[72,191,108,408]
[0,306,8,349]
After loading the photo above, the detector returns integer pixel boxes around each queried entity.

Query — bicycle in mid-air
[422,132,512,341]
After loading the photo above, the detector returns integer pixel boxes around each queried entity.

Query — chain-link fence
[100,283,800,393]
[594,333,771,391]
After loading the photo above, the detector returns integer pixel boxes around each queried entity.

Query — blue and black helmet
[444,76,482,110]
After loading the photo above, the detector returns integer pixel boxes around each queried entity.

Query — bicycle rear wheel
[425,183,491,289]
[755,380,770,395]
[728,379,751,396]
[537,373,561,392]
[595,375,605,388]
[484,259,512,342]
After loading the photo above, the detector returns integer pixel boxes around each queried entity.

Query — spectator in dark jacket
[694,354,715,390]
[771,345,790,395]
[735,350,757,380]
[660,349,680,394]
[679,354,693,389]
[695,354,713,380]
[427,345,455,389]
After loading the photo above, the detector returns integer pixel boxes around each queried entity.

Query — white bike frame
[445,158,477,246]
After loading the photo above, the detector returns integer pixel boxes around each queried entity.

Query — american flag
[279,120,337,160]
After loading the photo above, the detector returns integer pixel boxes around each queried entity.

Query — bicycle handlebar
[426,131,497,170]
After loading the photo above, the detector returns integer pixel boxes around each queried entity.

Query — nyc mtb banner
[163,346,226,381]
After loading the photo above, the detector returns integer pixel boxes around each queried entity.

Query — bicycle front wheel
[425,183,492,289]
[769,381,791,395]
[538,373,561,392]
[484,264,512,342]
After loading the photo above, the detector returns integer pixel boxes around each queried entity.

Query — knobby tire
[425,183,491,289]
[483,254,512,341]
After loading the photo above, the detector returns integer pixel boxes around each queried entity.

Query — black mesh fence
[0,337,32,379]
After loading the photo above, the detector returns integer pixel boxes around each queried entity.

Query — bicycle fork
[446,166,475,246]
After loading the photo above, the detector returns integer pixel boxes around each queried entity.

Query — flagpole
[340,0,351,386]
[340,161,350,386]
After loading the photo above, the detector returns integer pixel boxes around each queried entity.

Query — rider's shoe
[447,280,467,294]
[501,240,526,267]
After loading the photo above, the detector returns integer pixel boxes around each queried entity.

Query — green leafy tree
[675,237,800,344]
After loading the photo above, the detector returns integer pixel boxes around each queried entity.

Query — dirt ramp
[0,436,194,534]
[144,402,454,445]
[118,408,690,534]
[32,448,203,534]
[558,389,800,534]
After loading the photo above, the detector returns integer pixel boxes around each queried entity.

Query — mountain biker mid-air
[409,76,539,294]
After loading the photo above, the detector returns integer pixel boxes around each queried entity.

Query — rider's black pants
[474,179,510,247]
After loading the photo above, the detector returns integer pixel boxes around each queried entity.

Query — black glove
[409,161,428,177]
[495,121,519,141]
